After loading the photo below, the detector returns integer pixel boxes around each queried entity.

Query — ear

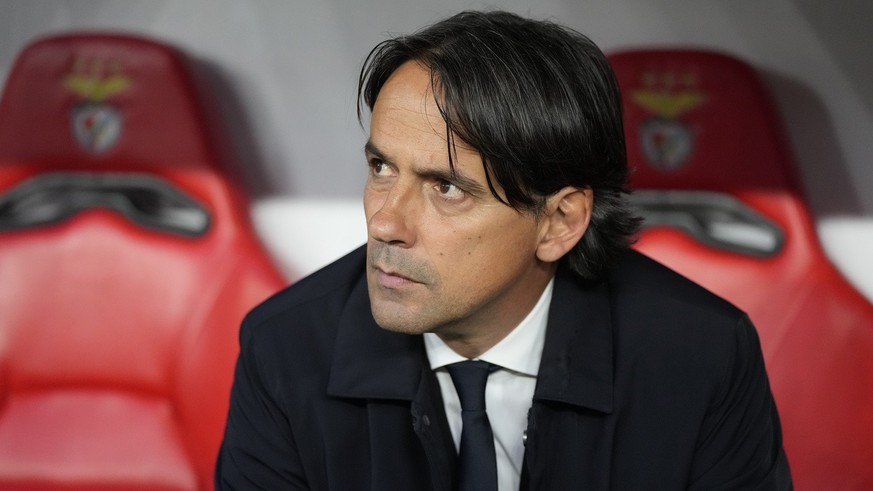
[536,186,593,263]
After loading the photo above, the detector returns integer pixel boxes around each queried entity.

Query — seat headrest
[0,33,217,172]
[610,49,802,195]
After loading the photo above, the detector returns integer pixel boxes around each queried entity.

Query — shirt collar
[424,278,554,377]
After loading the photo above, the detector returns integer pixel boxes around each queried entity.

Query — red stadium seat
[610,49,873,490]
[0,33,286,490]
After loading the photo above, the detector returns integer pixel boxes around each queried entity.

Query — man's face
[364,61,555,346]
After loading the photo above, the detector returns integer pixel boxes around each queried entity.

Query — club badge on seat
[632,72,706,171]
[64,57,130,154]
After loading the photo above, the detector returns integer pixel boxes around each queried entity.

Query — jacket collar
[533,268,614,413]
[327,258,615,414]
[327,272,425,400]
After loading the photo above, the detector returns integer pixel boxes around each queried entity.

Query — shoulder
[244,245,367,327]
[607,249,743,328]
[237,245,368,365]
[605,249,759,382]
[592,252,787,486]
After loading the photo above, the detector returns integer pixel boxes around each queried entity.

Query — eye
[436,180,465,201]
[368,158,392,178]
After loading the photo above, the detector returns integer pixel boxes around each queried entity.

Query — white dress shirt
[424,279,553,491]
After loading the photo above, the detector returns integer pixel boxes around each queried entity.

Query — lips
[374,266,420,288]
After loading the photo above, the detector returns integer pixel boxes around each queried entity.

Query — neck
[436,268,554,359]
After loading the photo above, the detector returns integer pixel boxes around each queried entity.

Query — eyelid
[421,169,478,194]
[366,152,390,169]
[438,180,466,198]
[365,152,382,166]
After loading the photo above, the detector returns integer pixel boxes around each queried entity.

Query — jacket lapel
[524,268,617,490]
[326,272,456,490]
[535,268,614,412]
[327,273,422,400]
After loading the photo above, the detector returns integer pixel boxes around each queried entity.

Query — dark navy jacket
[216,246,791,490]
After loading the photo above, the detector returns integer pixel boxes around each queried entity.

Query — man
[216,10,791,490]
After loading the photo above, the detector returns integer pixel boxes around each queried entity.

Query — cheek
[478,222,541,270]
[425,231,482,279]
[435,230,525,279]
[423,210,540,278]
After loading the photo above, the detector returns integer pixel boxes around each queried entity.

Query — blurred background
[2,0,871,296]
[2,2,872,489]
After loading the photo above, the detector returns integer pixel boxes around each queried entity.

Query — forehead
[371,62,445,145]
[370,61,482,171]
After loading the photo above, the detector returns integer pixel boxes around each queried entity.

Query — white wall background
[1,0,871,299]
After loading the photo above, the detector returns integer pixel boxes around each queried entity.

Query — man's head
[359,10,640,281]
[358,11,639,350]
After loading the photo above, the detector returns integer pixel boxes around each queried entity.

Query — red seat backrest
[0,33,286,490]
[610,49,873,490]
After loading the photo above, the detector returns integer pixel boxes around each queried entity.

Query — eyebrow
[364,140,488,196]
[364,141,392,166]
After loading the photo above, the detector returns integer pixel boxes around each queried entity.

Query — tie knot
[447,360,493,412]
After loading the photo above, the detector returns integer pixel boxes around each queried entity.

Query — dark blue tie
[447,360,498,491]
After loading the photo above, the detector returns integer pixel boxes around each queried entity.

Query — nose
[365,183,417,247]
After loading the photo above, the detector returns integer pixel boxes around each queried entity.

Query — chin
[370,305,431,336]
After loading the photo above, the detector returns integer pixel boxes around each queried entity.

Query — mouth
[373,265,421,289]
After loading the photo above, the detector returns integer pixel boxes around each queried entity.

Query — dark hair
[358,10,640,280]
